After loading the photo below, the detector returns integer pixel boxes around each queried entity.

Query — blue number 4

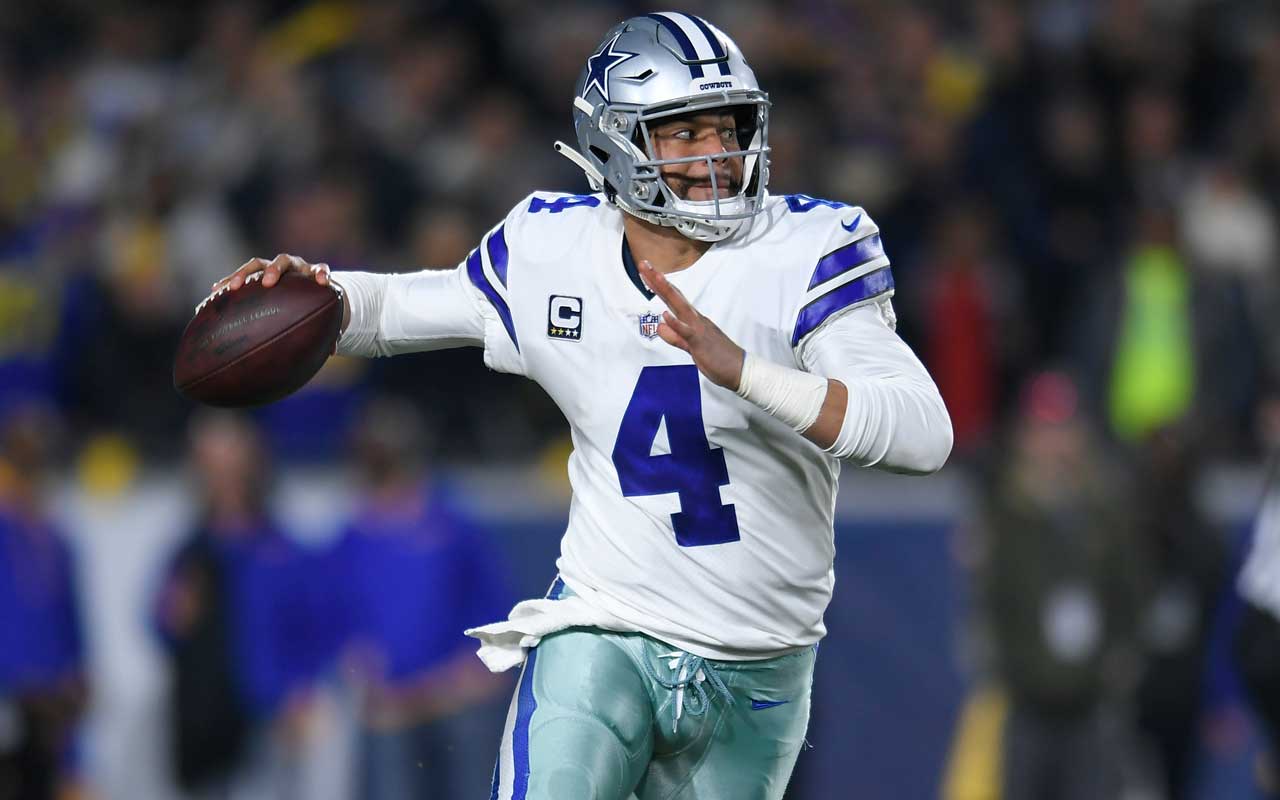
[784,193,847,213]
[612,365,740,547]
[528,195,601,214]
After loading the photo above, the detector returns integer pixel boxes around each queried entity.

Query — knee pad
[529,712,644,799]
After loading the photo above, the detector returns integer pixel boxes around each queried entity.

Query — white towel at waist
[464,595,637,673]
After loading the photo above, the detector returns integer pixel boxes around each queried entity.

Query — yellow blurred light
[265,1,359,66]
[76,433,141,498]
[926,52,986,121]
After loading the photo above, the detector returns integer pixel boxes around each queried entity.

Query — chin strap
[553,140,738,242]
[553,141,605,192]
[554,139,664,226]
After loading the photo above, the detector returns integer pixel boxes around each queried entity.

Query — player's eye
[672,129,694,140]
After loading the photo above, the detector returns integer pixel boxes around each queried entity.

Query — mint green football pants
[487,612,816,799]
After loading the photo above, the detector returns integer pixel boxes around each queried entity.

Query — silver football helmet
[555,12,770,242]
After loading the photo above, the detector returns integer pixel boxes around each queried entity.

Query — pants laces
[642,650,735,732]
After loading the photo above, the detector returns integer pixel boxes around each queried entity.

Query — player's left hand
[639,259,745,391]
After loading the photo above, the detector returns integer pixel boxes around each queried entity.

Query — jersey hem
[559,572,819,662]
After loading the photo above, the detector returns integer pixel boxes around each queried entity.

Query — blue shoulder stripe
[648,13,704,78]
[466,248,519,352]
[487,225,510,288]
[792,267,894,345]
[808,233,885,290]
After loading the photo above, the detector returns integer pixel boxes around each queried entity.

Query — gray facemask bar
[626,90,770,222]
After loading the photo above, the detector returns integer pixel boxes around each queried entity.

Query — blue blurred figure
[154,411,349,799]
[0,404,87,800]
[333,396,511,800]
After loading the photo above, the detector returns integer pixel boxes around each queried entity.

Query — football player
[214,12,952,800]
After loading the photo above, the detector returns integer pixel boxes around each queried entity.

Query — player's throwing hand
[638,259,746,392]
[213,253,332,293]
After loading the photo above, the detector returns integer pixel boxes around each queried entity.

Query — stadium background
[1,0,1278,798]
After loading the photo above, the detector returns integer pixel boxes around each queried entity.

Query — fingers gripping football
[638,259,746,391]
[213,254,331,294]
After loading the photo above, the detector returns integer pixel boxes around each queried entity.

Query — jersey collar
[621,235,656,300]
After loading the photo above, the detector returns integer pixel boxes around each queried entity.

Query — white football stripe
[655,12,718,61]
[800,254,891,307]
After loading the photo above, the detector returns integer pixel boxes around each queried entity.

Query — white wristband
[735,353,829,434]
[329,270,383,357]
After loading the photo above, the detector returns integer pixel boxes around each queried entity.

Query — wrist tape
[735,353,829,433]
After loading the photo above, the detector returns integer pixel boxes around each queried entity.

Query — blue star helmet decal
[583,33,637,103]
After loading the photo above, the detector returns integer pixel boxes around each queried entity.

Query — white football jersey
[338,190,947,660]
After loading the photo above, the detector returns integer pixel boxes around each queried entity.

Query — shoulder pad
[780,196,893,346]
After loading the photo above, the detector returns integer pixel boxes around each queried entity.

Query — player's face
[647,111,743,202]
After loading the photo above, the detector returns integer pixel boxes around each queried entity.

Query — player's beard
[662,169,743,202]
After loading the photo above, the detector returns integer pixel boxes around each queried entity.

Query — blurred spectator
[1180,161,1278,454]
[1035,90,1122,347]
[152,411,255,794]
[153,411,350,799]
[0,199,90,421]
[1102,207,1195,443]
[1122,83,1189,210]
[0,404,87,800]
[333,396,511,799]
[1237,397,1280,796]
[974,372,1148,800]
[918,202,1024,456]
[61,210,191,458]
[1132,425,1229,799]
[406,204,480,269]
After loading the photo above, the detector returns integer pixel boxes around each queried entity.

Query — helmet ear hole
[589,145,618,198]
[733,105,759,148]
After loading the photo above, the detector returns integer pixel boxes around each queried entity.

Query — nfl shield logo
[638,312,661,340]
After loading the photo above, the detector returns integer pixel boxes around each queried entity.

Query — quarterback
[215,12,952,800]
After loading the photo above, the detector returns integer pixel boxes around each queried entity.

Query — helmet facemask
[621,95,770,241]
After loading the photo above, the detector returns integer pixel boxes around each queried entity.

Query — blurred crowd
[3,0,1280,798]
[2,0,1279,462]
[2,399,513,799]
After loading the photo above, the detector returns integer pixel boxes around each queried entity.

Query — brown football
[173,271,343,408]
